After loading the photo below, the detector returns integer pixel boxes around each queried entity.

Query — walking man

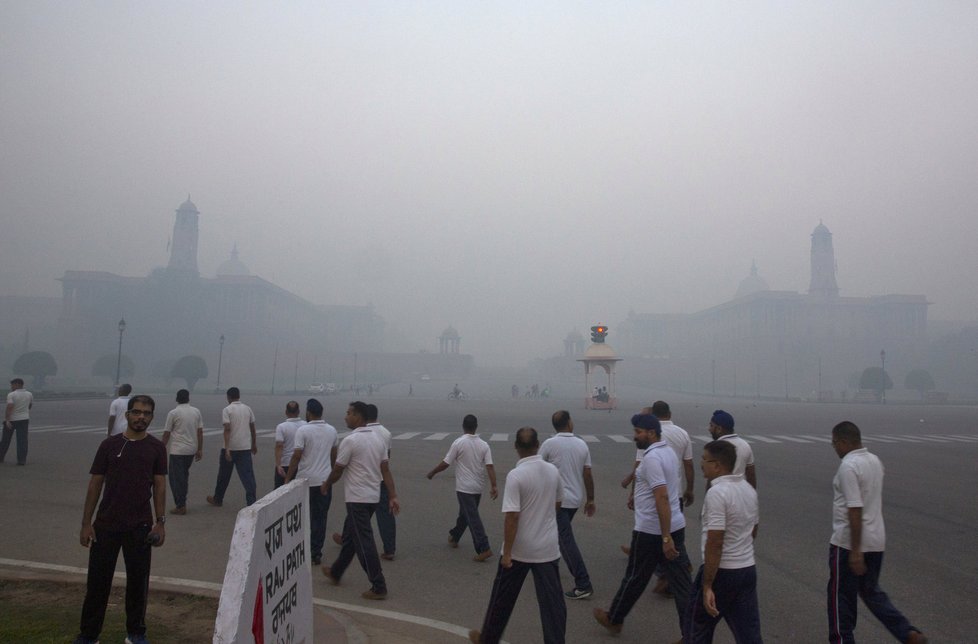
[73,394,167,644]
[708,410,756,488]
[684,440,762,643]
[274,401,303,488]
[426,414,497,561]
[321,401,399,599]
[540,410,595,599]
[285,398,338,566]
[107,383,132,436]
[207,387,257,507]
[470,427,566,644]
[160,389,203,515]
[2,377,32,465]
[827,421,927,644]
[367,403,397,560]
[595,413,691,640]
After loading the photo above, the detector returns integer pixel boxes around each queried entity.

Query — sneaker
[565,587,593,599]
[206,496,222,507]
[473,549,493,562]
[361,588,387,600]
[125,635,149,644]
[380,552,395,561]
[593,608,622,634]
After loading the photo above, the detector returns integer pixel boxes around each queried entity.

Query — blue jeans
[0,419,29,464]
[375,483,396,555]
[329,502,386,594]
[309,486,333,563]
[827,545,918,644]
[609,528,691,633]
[212,449,257,505]
[449,491,490,554]
[167,454,195,509]
[478,558,566,644]
[684,565,762,643]
[556,507,592,591]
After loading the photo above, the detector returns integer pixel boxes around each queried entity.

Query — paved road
[2,388,975,642]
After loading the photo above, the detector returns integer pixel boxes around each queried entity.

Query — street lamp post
[114,318,126,389]
[880,349,886,404]
[216,334,225,391]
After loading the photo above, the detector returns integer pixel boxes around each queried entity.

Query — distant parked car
[308,383,325,394]
[420,374,431,381]
[324,383,338,395]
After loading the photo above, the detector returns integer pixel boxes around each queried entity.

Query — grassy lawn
[0,578,217,643]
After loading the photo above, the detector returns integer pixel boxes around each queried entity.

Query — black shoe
[565,587,593,599]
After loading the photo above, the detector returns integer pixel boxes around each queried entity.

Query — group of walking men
[66,385,928,644]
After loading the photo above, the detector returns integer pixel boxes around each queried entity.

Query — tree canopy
[12,351,58,389]
[859,366,893,392]
[170,355,208,391]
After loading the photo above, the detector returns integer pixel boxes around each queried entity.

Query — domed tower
[735,260,770,299]
[167,196,200,275]
[809,221,839,297]
[439,326,461,354]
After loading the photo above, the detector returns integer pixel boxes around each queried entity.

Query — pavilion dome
[217,244,250,276]
[441,326,460,338]
[735,260,770,298]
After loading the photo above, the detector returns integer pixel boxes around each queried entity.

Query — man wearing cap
[827,421,927,644]
[708,410,756,489]
[595,414,691,640]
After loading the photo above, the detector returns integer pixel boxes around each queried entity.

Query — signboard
[213,480,313,644]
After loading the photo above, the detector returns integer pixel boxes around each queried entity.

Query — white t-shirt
[335,427,387,503]
[108,396,130,435]
[368,422,392,454]
[163,404,203,456]
[539,432,592,509]
[701,474,758,569]
[6,389,33,421]
[502,455,562,563]
[634,441,685,535]
[222,401,256,451]
[443,433,493,494]
[660,421,693,490]
[275,418,304,466]
[830,448,886,552]
[719,434,755,478]
[293,420,338,487]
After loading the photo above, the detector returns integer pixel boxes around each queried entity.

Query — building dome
[735,260,770,298]
[583,342,620,360]
[217,244,250,276]
[440,326,460,338]
[176,196,199,214]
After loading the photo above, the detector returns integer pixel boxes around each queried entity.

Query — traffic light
[590,325,608,343]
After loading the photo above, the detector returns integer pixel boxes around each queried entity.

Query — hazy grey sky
[2,2,977,365]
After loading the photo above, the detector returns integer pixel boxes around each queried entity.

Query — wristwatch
[662,536,671,544]
[156,516,166,525]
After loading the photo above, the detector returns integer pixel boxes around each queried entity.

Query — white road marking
[608,435,632,443]
[772,435,813,443]
[424,433,450,440]
[580,434,599,442]
[488,433,508,442]
[393,432,421,440]
[745,435,779,443]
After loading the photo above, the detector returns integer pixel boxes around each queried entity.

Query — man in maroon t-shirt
[74,394,167,644]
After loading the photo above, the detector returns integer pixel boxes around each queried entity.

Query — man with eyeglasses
[74,394,167,644]
[683,440,761,642]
